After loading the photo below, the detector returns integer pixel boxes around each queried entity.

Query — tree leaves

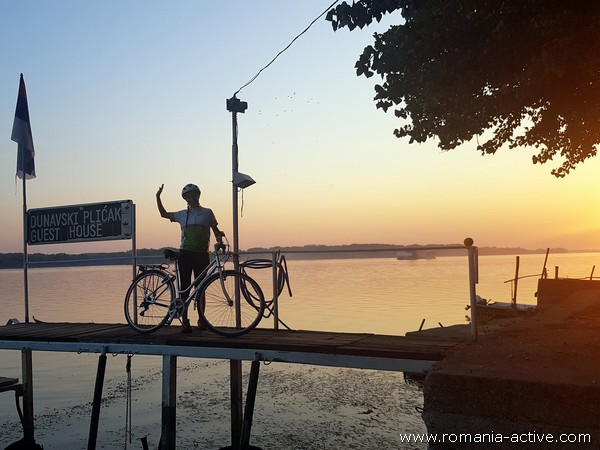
[326,0,600,176]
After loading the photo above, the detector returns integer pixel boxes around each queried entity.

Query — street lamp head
[232,171,256,189]
[227,96,248,113]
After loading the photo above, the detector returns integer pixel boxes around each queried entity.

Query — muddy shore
[423,282,600,449]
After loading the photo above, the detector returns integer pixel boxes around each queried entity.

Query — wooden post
[240,359,261,449]
[512,256,520,307]
[159,355,177,450]
[230,361,243,448]
[465,238,478,341]
[88,347,107,450]
[541,248,549,279]
[21,348,34,444]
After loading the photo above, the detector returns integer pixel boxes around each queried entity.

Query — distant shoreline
[0,244,580,269]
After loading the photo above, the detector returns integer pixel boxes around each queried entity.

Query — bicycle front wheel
[197,270,265,337]
[124,270,175,333]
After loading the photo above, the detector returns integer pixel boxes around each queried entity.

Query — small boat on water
[396,250,436,260]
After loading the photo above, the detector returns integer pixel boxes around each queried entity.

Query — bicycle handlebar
[214,234,228,253]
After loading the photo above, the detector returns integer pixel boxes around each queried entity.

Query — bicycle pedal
[181,320,193,333]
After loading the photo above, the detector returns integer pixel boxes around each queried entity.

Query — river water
[0,252,598,449]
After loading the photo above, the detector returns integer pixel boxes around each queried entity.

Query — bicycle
[123,241,265,337]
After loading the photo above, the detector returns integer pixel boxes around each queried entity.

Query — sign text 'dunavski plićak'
[27,201,133,245]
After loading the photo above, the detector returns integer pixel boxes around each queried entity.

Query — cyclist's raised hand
[156,184,171,219]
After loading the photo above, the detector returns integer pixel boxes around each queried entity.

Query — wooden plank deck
[0,322,462,372]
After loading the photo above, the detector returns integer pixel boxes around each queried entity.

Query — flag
[11,73,36,180]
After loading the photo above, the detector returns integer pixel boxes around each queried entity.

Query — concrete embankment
[422,280,600,449]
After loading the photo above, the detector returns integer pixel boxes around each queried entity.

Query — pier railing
[239,238,480,340]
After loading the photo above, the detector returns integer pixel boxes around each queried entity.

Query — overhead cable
[233,0,341,96]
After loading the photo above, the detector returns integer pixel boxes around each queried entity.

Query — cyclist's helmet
[181,183,200,198]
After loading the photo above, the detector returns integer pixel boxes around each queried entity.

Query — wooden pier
[0,322,461,449]
[0,322,458,371]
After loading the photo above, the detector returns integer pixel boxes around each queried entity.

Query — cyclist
[156,183,225,332]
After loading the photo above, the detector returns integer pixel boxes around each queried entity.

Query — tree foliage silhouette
[327,1,600,176]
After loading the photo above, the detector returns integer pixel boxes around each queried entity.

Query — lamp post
[227,95,247,265]
[226,95,255,449]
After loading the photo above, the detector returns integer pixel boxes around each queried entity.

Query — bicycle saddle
[163,248,180,261]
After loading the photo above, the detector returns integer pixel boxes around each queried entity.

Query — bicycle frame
[166,246,235,321]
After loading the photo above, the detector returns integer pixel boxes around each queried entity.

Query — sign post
[18,199,136,449]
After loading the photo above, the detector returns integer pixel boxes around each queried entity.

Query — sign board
[27,200,134,245]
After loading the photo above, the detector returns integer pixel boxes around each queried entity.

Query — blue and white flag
[11,73,36,180]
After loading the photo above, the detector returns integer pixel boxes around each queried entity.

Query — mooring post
[158,355,177,450]
[542,248,549,279]
[512,256,520,307]
[239,357,261,449]
[88,346,107,450]
[465,238,479,341]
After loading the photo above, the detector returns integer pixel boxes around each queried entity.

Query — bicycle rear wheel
[124,270,175,333]
[197,270,265,337]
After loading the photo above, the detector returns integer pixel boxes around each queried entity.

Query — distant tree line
[0,248,165,269]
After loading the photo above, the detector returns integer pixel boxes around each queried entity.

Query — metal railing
[239,238,479,340]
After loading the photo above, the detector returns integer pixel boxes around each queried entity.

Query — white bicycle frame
[166,244,235,322]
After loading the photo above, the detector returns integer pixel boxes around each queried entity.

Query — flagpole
[13,73,36,446]
[22,144,30,323]
[21,142,36,444]
[13,72,35,323]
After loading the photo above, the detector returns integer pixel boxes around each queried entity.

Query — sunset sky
[2,1,600,254]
